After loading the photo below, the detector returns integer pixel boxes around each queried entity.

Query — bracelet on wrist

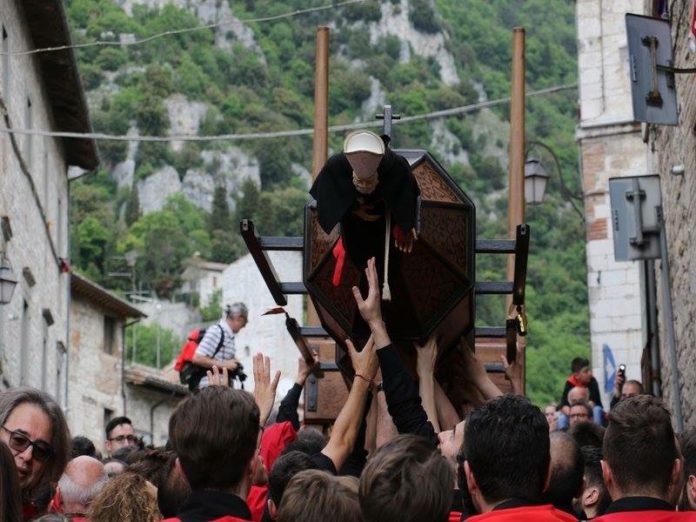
[354,373,373,385]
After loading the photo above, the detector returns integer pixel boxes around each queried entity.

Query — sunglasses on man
[1,425,54,462]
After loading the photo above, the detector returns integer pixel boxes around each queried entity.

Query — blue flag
[603,344,616,394]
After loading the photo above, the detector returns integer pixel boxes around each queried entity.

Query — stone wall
[576,0,651,406]
[69,293,184,451]
[0,0,70,400]
[67,296,126,450]
[651,0,696,430]
[124,383,181,447]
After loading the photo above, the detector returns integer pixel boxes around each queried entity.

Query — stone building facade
[179,256,227,308]
[576,0,651,406]
[0,1,97,398]
[647,0,696,429]
[577,0,696,429]
[70,273,186,450]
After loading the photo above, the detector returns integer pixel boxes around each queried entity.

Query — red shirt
[259,421,296,472]
[22,503,39,522]
[160,515,249,522]
[246,485,268,522]
[594,513,696,522]
[467,504,577,522]
[593,496,696,521]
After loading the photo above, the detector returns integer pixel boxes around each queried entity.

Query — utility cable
[0,0,368,57]
[0,83,577,142]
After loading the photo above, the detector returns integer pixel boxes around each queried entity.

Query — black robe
[309,141,420,270]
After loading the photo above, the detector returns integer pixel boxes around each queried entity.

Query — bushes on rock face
[330,62,372,115]
[409,0,440,33]
[68,1,588,398]
[96,47,129,71]
[342,3,382,23]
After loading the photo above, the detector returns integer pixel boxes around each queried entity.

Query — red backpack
[174,329,206,372]
[174,325,224,390]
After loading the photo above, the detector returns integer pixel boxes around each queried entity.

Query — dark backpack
[174,325,224,391]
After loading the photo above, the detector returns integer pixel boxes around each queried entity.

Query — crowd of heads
[1,348,695,522]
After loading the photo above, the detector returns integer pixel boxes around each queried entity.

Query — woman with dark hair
[0,387,71,520]
[0,441,22,522]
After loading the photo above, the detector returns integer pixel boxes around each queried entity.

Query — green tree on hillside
[67,0,587,391]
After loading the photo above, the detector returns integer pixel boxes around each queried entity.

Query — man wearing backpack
[191,302,248,390]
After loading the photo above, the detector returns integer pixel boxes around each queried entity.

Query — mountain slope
[66,0,587,405]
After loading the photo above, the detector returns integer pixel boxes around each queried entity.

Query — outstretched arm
[253,354,281,427]
[416,337,441,433]
[434,381,460,431]
[501,338,526,396]
[353,258,438,448]
[320,336,377,472]
[276,353,318,429]
[460,342,503,401]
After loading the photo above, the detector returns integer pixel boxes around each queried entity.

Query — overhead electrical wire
[0,84,577,143]
[0,0,368,57]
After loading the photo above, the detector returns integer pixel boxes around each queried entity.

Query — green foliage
[96,47,128,71]
[75,217,111,273]
[329,61,372,115]
[234,182,306,237]
[67,0,587,405]
[79,63,103,90]
[342,3,382,23]
[124,186,141,226]
[200,289,223,322]
[118,195,212,297]
[176,54,208,99]
[409,0,440,33]
[210,186,230,231]
[125,322,180,368]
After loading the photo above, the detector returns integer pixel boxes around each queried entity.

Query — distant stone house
[0,1,98,398]
[70,273,186,450]
[179,256,227,307]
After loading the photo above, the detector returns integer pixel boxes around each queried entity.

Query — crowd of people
[1,258,695,522]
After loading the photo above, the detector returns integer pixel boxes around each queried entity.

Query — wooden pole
[507,27,526,395]
[507,27,525,301]
[311,27,330,178]
[308,26,330,326]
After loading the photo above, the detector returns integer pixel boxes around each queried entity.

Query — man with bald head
[567,386,589,405]
[544,431,584,517]
[559,386,604,430]
[57,455,108,520]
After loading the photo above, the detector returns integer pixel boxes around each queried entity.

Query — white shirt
[195,319,236,388]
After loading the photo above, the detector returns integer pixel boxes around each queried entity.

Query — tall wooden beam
[507,27,526,395]
[507,28,526,304]
[309,26,330,326]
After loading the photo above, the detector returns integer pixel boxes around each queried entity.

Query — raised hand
[352,257,391,349]
[253,353,281,426]
[298,350,319,383]
[206,365,230,387]
[346,335,378,385]
[351,257,383,327]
